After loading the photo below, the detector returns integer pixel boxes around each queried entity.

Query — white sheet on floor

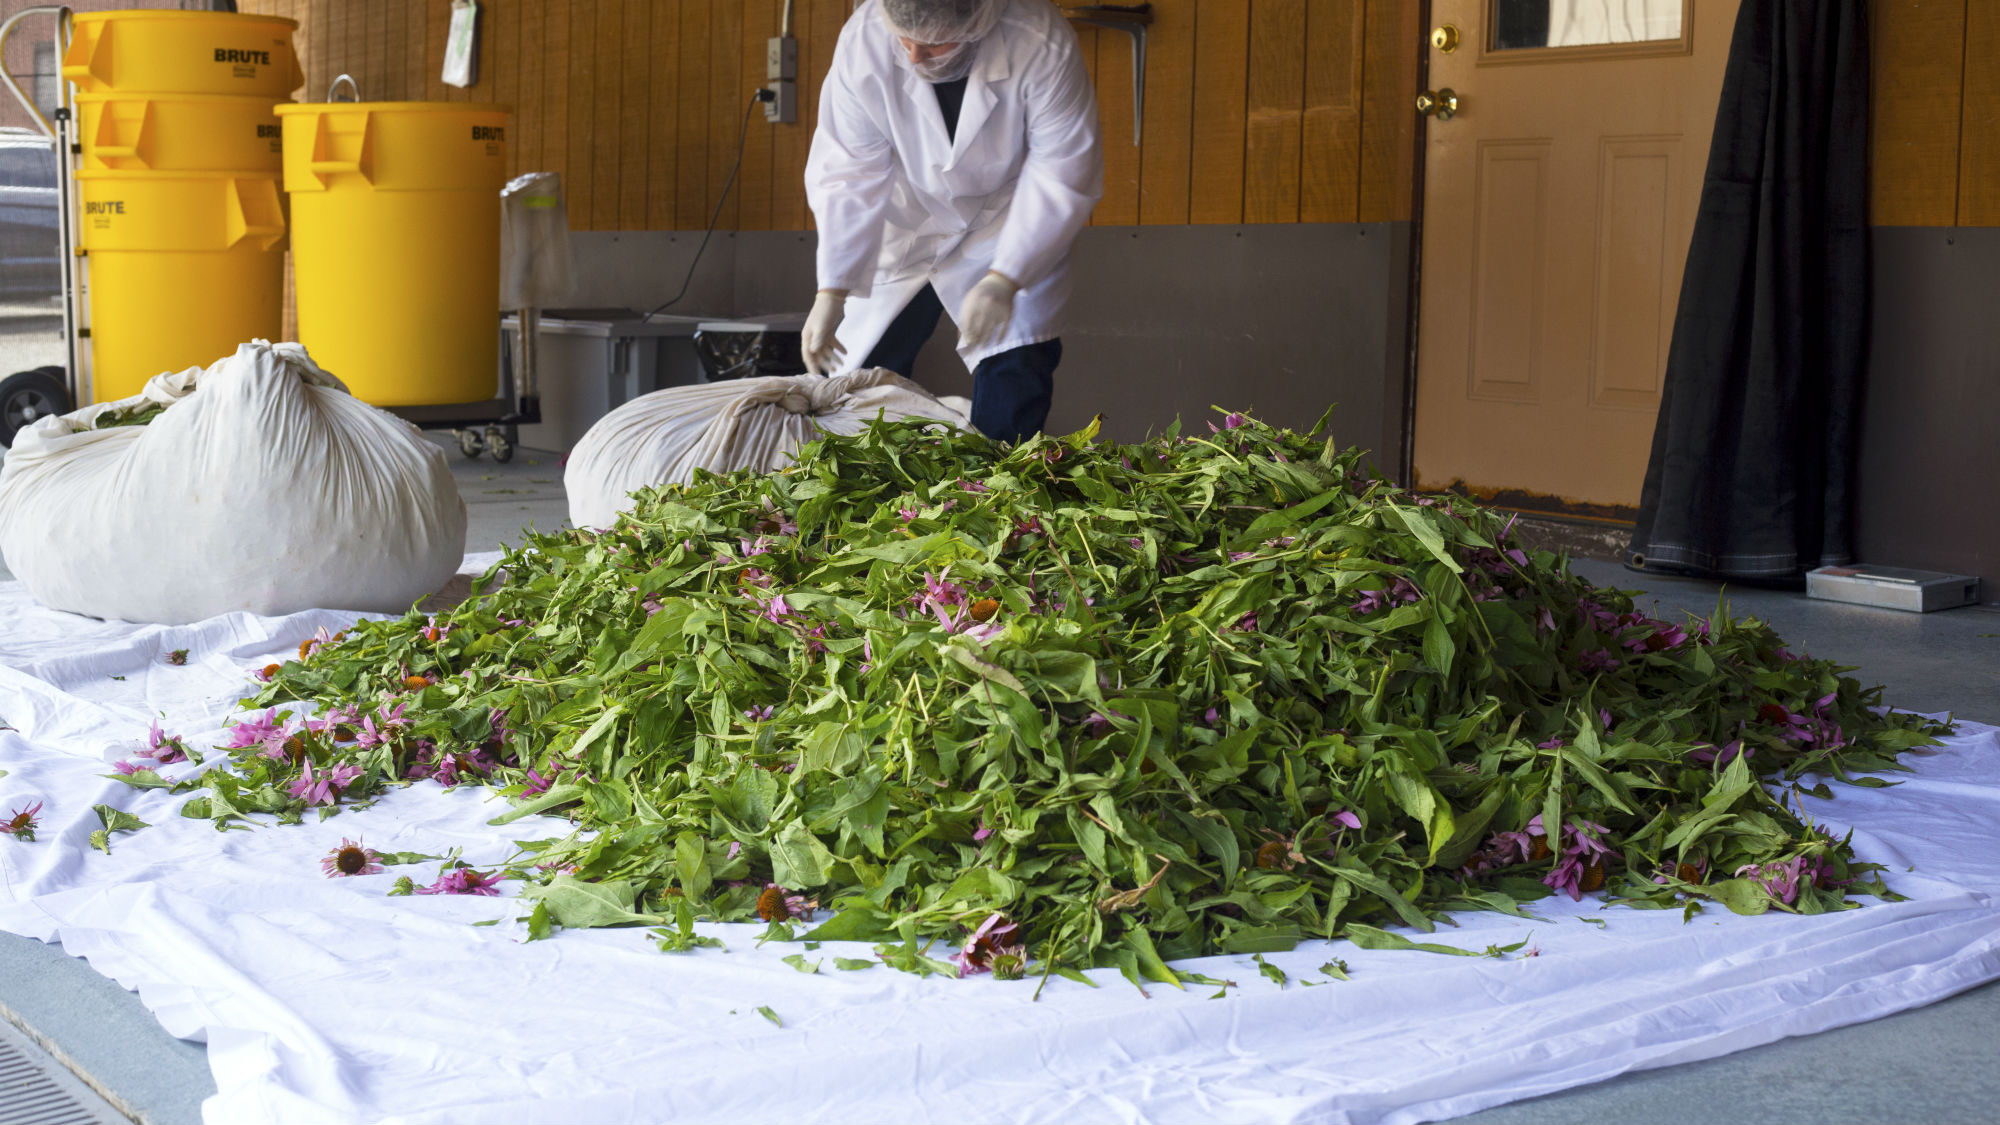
[1,559,1997,1125]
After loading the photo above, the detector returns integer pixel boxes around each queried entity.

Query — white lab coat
[805,0,1103,370]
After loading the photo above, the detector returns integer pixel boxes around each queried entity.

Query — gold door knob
[1431,24,1461,52]
[1416,88,1460,120]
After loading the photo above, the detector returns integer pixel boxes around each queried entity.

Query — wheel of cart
[0,366,72,448]
[483,423,515,463]
[405,327,540,463]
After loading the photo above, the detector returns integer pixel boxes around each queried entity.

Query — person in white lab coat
[802,0,1102,442]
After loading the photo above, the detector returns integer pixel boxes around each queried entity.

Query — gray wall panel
[1856,227,2000,594]
[563,224,1414,475]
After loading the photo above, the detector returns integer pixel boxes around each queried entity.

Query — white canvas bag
[564,368,973,528]
[0,341,467,623]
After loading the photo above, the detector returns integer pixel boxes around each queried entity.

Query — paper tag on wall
[442,0,480,88]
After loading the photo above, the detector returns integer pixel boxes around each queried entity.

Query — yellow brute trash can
[277,103,510,406]
[75,92,284,174]
[63,11,302,99]
[76,172,287,401]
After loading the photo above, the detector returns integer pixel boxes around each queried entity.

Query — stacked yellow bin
[63,11,301,402]
[277,102,511,407]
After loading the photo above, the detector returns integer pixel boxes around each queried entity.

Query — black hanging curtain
[1626,0,1870,584]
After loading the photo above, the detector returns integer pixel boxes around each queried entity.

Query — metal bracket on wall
[1063,4,1151,145]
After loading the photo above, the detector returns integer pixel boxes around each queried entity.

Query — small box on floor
[1806,565,1981,612]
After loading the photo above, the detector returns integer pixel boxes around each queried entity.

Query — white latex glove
[802,289,848,375]
[957,271,1020,353]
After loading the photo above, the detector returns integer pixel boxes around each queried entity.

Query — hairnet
[879,0,1004,45]
[878,0,1003,82]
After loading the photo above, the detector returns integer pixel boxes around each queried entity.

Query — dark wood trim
[1396,0,1430,490]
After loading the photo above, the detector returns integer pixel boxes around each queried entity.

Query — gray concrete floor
[2,430,1998,1122]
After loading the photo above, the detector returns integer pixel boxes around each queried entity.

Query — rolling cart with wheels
[0,366,70,447]
[388,309,544,464]
[0,7,82,448]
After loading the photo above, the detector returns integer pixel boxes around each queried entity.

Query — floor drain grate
[0,1025,123,1125]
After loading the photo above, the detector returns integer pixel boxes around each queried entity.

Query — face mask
[903,38,977,83]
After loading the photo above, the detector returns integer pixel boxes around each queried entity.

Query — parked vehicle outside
[0,126,59,298]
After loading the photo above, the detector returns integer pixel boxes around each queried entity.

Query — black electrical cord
[644,91,770,321]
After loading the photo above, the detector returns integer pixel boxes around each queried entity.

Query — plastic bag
[564,368,974,528]
[694,323,806,382]
[499,171,574,310]
[0,340,467,624]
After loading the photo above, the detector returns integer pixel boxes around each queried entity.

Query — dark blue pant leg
[970,338,1061,443]
[859,284,946,378]
[859,282,1060,442]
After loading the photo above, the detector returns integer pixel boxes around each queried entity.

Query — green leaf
[87,804,151,854]
[1389,505,1463,573]
[800,904,895,943]
[1423,610,1456,679]
[1172,809,1241,887]
[1432,782,1509,872]
[1252,953,1288,988]
[756,1005,783,1027]
[1123,926,1184,991]
[769,821,837,889]
[1343,923,1487,957]
[567,704,628,778]
[1703,878,1773,916]
[488,783,587,826]
[651,900,723,952]
[525,900,554,941]
[106,769,172,790]
[936,866,1022,908]
[1330,865,1434,932]
[520,876,655,929]
[1380,754,1455,864]
[873,935,959,978]
[781,953,822,974]
[1561,747,1638,816]
[675,832,712,902]
[92,804,150,834]
[1221,924,1302,954]
[1239,487,1346,543]
[942,643,1028,694]
[834,957,878,971]
[1018,650,1099,700]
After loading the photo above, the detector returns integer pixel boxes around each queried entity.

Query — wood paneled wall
[19,0,1997,230]
[1872,0,2000,226]
[236,0,1422,231]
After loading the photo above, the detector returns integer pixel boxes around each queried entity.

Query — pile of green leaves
[211,413,1946,977]
[91,402,165,430]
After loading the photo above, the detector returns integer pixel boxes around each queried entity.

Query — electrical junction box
[765,35,799,124]
[767,36,798,80]
[1806,564,1981,612]
[764,80,797,124]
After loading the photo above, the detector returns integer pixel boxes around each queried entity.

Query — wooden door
[1412,0,1739,515]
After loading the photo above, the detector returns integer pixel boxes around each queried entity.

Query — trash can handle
[306,106,374,185]
[327,73,359,103]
